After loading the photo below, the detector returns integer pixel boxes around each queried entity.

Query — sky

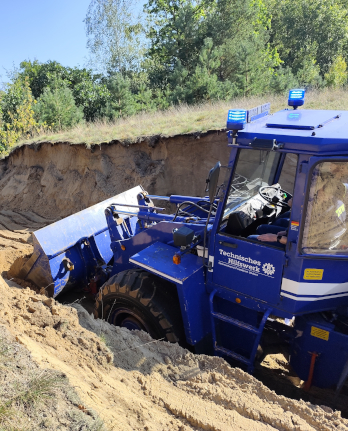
[0,0,91,83]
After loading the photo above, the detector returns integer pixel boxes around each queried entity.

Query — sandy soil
[0,134,229,220]
[0,139,347,429]
[0,325,103,430]
[0,276,346,431]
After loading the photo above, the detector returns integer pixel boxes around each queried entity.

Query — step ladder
[209,289,272,373]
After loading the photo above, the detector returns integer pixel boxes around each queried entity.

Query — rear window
[302,161,348,255]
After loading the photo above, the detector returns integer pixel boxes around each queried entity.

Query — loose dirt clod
[0,276,347,430]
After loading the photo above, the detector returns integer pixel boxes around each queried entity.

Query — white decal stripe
[281,278,348,296]
[281,291,348,301]
[129,258,183,284]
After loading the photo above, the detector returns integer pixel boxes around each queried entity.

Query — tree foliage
[144,0,284,99]
[17,60,110,121]
[0,77,41,152]
[85,0,144,73]
[270,0,348,84]
[325,55,348,88]
[34,85,84,130]
[2,0,348,154]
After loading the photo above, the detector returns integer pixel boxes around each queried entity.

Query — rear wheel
[94,268,184,343]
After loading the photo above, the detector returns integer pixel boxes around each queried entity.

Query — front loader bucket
[20,186,143,297]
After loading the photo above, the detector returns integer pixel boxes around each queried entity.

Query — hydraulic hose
[172,201,213,222]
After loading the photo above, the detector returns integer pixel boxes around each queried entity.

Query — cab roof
[235,109,348,155]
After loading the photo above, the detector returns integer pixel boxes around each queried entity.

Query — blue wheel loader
[18,89,348,390]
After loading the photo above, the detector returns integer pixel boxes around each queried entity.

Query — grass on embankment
[0,327,105,431]
[17,88,348,147]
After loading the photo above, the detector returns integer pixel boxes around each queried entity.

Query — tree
[270,0,348,81]
[102,73,138,118]
[72,79,110,121]
[145,0,281,100]
[85,0,144,73]
[0,77,40,151]
[144,0,210,89]
[134,82,156,111]
[16,60,110,121]
[169,38,235,104]
[34,85,83,130]
[18,60,71,99]
[268,66,298,94]
[203,0,281,94]
[325,55,348,88]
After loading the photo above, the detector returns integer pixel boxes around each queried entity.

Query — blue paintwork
[213,233,286,304]
[209,289,273,372]
[25,98,348,388]
[266,110,339,130]
[108,221,205,275]
[130,242,202,284]
[169,195,211,204]
[291,314,348,388]
[25,186,143,296]
[233,109,348,155]
[130,242,210,344]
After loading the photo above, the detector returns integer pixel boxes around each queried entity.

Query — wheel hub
[110,307,150,332]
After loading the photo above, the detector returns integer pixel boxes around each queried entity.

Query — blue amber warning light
[227,109,247,130]
[288,89,306,108]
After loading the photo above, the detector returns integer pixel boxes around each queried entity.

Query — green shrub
[35,85,83,131]
[325,55,348,88]
[0,77,41,153]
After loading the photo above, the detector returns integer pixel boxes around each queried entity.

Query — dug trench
[0,132,347,430]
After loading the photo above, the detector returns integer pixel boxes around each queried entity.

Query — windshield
[223,149,281,219]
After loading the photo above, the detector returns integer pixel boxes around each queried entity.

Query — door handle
[219,241,238,249]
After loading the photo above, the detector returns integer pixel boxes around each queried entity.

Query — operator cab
[220,150,297,239]
[211,90,348,317]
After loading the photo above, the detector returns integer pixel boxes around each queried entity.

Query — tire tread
[94,269,184,343]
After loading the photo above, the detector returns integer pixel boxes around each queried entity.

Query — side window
[278,153,298,194]
[302,161,348,255]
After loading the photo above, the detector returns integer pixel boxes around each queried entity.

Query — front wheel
[94,269,185,343]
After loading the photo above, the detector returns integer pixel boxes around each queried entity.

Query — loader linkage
[19,89,348,390]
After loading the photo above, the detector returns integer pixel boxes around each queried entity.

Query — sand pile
[0,276,347,431]
[0,208,53,280]
[0,325,103,430]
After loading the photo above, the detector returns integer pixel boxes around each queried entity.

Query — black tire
[94,268,185,343]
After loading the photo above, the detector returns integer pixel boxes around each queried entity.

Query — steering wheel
[259,186,292,208]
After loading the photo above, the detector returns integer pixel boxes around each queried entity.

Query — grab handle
[219,241,238,249]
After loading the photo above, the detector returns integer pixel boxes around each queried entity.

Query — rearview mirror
[205,162,221,203]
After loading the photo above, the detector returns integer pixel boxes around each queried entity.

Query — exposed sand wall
[0,132,229,219]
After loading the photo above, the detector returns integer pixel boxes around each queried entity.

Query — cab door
[213,233,286,304]
[210,149,297,305]
[282,156,348,314]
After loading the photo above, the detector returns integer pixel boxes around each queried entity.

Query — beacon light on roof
[227,109,247,130]
[288,89,306,108]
